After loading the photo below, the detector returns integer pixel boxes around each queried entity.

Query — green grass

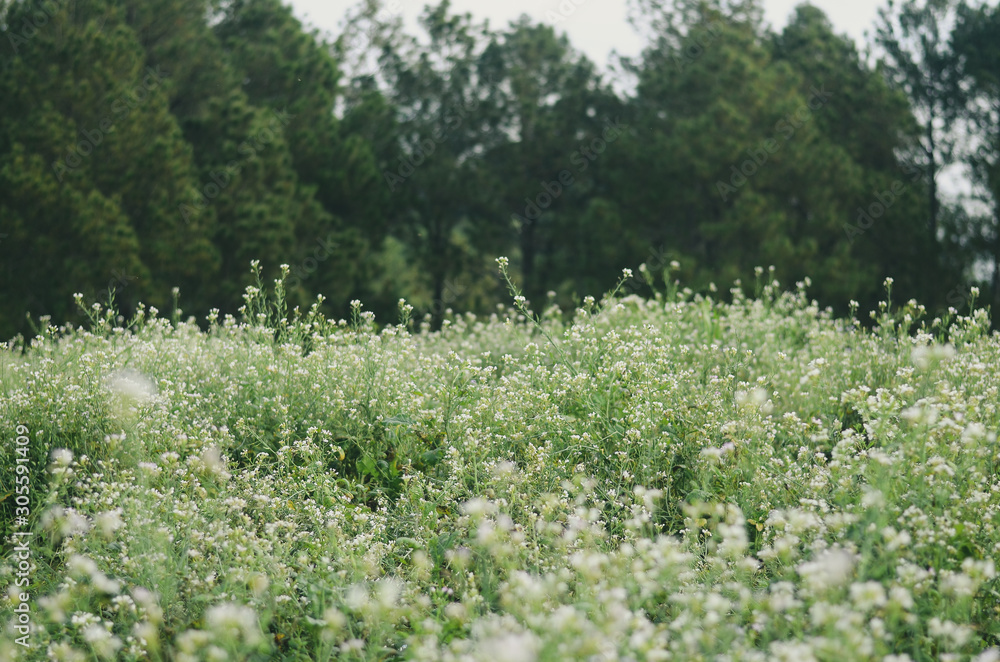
[0,264,998,661]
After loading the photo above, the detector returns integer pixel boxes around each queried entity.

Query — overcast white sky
[289,0,884,70]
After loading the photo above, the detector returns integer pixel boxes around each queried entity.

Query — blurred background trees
[1,0,998,338]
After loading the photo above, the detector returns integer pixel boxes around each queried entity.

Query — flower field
[1,265,999,661]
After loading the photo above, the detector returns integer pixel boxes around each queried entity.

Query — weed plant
[0,262,998,661]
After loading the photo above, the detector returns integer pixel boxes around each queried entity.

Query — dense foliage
[2,0,1000,338]
[0,267,998,659]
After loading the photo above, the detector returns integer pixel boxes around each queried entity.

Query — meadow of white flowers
[1,262,998,661]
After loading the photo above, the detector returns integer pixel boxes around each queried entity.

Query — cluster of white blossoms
[1,277,998,661]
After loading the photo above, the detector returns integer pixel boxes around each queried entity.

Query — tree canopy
[1,0,997,338]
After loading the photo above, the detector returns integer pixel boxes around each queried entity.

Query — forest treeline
[2,0,999,338]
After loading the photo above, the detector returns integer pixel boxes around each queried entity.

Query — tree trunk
[520,218,537,304]
[926,117,939,240]
[992,203,1000,308]
[429,219,447,330]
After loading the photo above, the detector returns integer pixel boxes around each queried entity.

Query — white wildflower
[341,638,366,653]
[862,488,885,509]
[53,509,91,538]
[475,631,540,662]
[769,640,817,662]
[82,624,122,660]
[204,603,263,646]
[322,607,347,632]
[461,498,493,518]
[962,422,987,443]
[796,549,855,592]
[107,368,157,403]
[92,573,122,595]
[345,584,369,611]
[962,557,996,583]
[248,573,270,597]
[376,577,402,611]
[928,618,972,648]
[888,585,914,610]
[911,343,955,371]
[47,642,86,662]
[67,555,99,578]
[200,446,230,480]
[50,448,74,467]
[176,629,211,654]
[881,527,911,552]
[95,510,124,540]
[850,581,887,611]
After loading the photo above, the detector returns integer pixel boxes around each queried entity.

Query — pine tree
[0,0,217,337]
